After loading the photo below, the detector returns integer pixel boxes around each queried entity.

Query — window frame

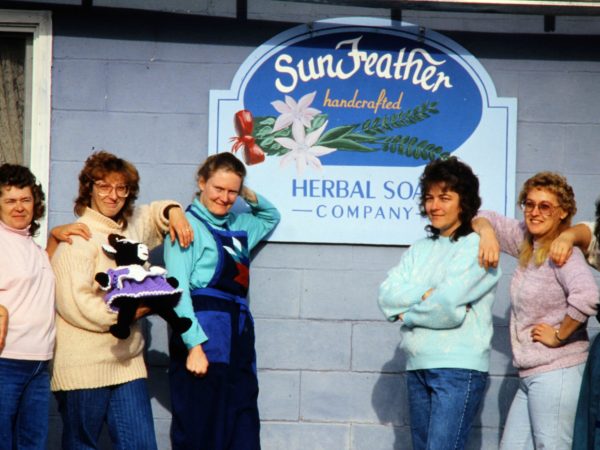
[0,9,52,245]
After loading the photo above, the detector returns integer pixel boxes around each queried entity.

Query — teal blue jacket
[164,194,280,349]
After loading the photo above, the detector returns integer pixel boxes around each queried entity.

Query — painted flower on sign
[275,121,335,174]
[230,91,446,174]
[271,91,321,135]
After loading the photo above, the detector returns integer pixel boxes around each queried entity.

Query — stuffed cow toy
[95,233,192,339]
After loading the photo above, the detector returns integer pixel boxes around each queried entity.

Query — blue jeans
[55,378,158,450]
[406,368,488,450]
[500,363,584,450]
[0,358,50,450]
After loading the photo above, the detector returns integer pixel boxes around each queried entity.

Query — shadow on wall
[371,343,412,450]
[371,318,519,450]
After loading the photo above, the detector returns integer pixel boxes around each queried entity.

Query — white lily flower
[271,91,321,134]
[275,121,336,174]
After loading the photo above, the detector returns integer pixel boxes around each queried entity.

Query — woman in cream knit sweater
[50,151,193,450]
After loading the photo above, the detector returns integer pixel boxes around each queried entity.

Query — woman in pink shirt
[0,164,86,450]
[475,172,598,449]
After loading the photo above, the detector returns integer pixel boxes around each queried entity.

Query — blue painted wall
[44,8,600,450]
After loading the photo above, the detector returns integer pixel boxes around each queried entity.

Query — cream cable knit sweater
[50,202,176,391]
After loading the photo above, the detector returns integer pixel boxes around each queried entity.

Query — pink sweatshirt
[481,211,599,377]
[0,220,55,361]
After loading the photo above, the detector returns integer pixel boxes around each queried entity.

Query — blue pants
[55,378,157,450]
[0,358,50,450]
[406,368,488,450]
[500,364,584,450]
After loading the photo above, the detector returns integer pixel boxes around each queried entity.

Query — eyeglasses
[94,181,130,198]
[520,199,559,217]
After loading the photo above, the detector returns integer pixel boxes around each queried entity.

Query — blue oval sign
[242,29,482,168]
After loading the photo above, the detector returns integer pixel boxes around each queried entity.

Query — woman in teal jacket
[164,152,280,450]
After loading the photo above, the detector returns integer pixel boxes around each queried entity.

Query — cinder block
[492,277,511,326]
[261,422,350,450]
[519,70,600,123]
[252,243,355,270]
[51,110,207,164]
[53,24,156,61]
[48,161,87,213]
[255,319,351,370]
[301,270,383,320]
[351,246,408,272]
[145,316,170,367]
[250,268,301,318]
[301,371,408,425]
[147,366,172,420]
[52,60,108,111]
[489,326,517,376]
[517,122,565,173]
[154,418,173,450]
[258,370,301,420]
[352,322,406,373]
[477,375,519,428]
[135,163,199,206]
[352,423,413,450]
[106,61,210,113]
[466,426,502,450]
[154,41,252,64]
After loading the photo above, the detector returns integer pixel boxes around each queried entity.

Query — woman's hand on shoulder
[47,222,91,258]
[550,232,575,267]
[186,345,209,377]
[168,206,194,248]
[0,304,8,355]
[51,222,91,244]
[477,227,500,270]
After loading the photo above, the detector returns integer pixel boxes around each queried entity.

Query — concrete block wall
[41,5,600,449]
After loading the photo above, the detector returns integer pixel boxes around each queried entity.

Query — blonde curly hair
[518,171,576,267]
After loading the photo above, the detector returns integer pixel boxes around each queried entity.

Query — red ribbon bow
[230,110,265,165]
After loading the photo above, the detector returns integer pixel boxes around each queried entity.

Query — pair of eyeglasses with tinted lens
[520,200,558,217]
[94,181,130,198]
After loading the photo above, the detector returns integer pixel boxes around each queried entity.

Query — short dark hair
[0,163,46,236]
[418,156,481,241]
[74,151,140,228]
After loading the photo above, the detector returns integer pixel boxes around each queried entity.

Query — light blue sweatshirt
[164,194,280,349]
[378,232,501,372]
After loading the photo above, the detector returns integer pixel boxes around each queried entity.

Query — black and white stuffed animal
[95,233,192,339]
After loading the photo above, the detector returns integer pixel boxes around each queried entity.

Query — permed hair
[74,151,140,228]
[418,156,481,241]
[0,163,46,236]
[517,171,576,267]
[196,153,246,197]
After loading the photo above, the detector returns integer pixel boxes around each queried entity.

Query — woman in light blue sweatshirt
[378,157,500,450]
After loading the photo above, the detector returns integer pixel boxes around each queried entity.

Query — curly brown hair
[74,151,140,228]
[195,153,246,197]
[517,171,576,266]
[0,164,46,236]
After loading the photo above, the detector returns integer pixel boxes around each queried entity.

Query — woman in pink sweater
[0,164,87,450]
[474,172,598,449]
